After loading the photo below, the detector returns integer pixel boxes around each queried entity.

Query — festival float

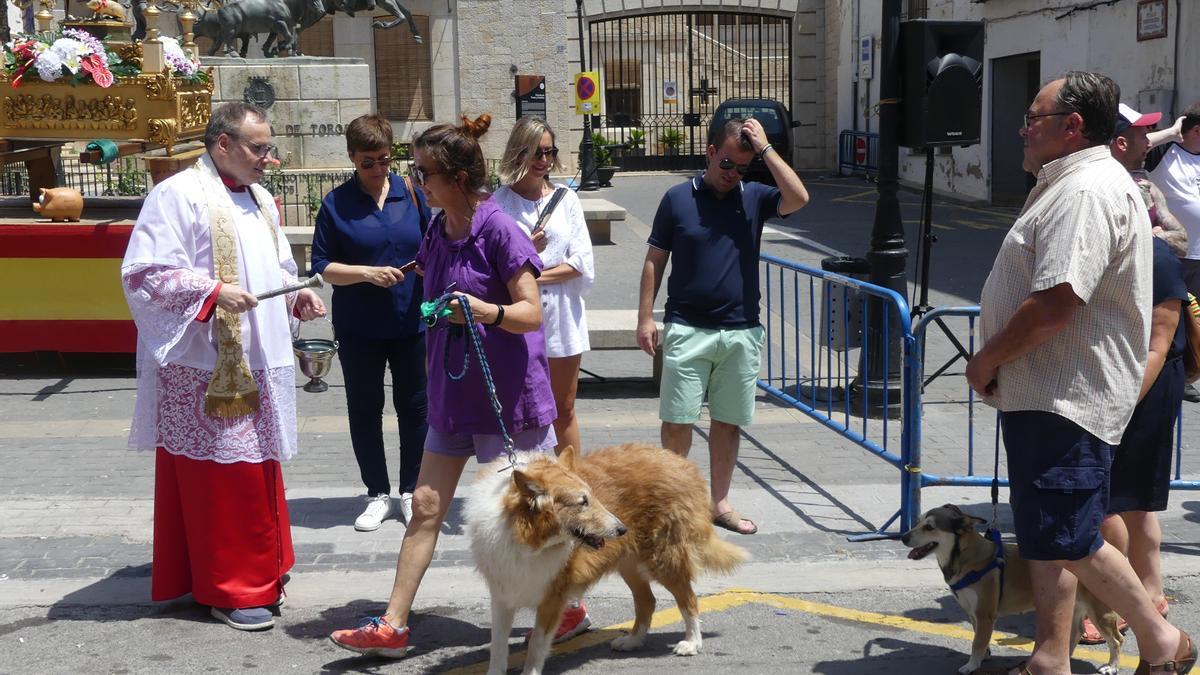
[0,0,214,354]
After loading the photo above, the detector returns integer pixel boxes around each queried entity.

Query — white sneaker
[398,493,414,525]
[354,494,392,531]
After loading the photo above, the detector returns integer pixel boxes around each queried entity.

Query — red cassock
[152,448,295,608]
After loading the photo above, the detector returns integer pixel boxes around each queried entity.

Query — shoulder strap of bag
[402,175,427,235]
[532,187,568,233]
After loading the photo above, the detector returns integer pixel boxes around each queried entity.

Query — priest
[121,101,325,631]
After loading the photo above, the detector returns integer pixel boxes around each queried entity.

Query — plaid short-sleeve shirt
[979,145,1153,445]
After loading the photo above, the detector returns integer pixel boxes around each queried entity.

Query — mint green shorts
[659,322,765,427]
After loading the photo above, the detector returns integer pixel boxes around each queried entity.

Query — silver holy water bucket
[293,318,338,393]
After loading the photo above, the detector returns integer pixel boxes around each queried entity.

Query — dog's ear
[558,445,578,471]
[959,514,986,533]
[512,469,545,499]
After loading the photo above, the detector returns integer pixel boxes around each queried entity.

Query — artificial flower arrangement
[3,29,207,88]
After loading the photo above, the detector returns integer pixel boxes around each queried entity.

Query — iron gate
[588,11,792,171]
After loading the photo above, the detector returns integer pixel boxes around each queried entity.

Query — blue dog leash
[948,414,1008,602]
[420,288,518,469]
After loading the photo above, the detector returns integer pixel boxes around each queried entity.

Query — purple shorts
[425,425,557,463]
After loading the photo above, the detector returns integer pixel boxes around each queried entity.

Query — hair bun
[459,113,492,139]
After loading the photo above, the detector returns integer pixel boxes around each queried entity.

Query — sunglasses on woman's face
[359,156,392,170]
[718,157,750,175]
[408,163,442,186]
[529,147,558,161]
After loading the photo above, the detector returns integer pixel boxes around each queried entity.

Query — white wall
[830,0,1198,203]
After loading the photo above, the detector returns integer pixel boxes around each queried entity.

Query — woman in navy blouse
[311,114,431,532]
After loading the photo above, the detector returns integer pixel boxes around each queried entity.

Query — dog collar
[948,528,1006,603]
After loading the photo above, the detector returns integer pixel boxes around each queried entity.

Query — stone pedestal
[201,56,370,170]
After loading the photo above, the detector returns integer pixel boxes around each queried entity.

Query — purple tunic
[416,197,556,435]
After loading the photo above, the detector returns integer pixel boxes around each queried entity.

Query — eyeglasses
[718,157,750,175]
[1023,111,1071,128]
[229,133,279,161]
[359,156,392,170]
[408,163,442,185]
[526,147,558,161]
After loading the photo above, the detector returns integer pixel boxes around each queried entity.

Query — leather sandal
[712,510,757,535]
[1134,629,1197,674]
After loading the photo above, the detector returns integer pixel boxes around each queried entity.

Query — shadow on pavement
[287,599,490,673]
[46,565,212,625]
[288,497,466,535]
[812,636,1002,674]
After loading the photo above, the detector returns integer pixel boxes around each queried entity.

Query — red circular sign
[576,76,596,101]
[854,137,868,165]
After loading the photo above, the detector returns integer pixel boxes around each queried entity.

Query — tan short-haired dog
[902,504,1123,675]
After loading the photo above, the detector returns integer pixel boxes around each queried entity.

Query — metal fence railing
[838,130,880,177]
[756,254,918,536]
[756,262,1198,539]
[2,157,503,227]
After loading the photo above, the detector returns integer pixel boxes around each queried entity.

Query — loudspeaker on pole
[899,20,985,149]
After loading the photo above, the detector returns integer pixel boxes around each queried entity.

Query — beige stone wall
[455,0,576,169]
[203,56,371,170]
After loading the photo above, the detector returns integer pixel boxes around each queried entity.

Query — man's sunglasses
[359,156,392,170]
[719,158,750,175]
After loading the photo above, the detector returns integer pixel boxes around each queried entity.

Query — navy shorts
[1001,410,1112,562]
[1109,357,1184,514]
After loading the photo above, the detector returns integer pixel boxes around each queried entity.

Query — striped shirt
[979,145,1152,445]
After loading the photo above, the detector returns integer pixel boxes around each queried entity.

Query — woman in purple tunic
[329,114,557,658]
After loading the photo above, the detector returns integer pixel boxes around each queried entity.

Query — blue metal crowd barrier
[756,254,919,537]
[757,265,1197,540]
[837,130,880,177]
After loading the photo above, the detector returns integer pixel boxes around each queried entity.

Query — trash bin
[820,256,870,351]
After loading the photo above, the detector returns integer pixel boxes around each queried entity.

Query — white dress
[121,168,299,463]
[492,184,594,358]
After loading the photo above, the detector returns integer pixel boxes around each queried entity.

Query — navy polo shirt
[648,175,780,328]
[311,172,431,339]
[1151,237,1188,358]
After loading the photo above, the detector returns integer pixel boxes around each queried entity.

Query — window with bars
[374,15,432,121]
[298,16,335,57]
[604,58,642,126]
[905,0,929,19]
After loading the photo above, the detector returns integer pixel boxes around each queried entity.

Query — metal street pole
[850,0,906,416]
[576,0,599,191]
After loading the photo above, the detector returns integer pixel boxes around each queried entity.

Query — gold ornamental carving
[147,117,178,147]
[143,73,178,101]
[2,93,139,131]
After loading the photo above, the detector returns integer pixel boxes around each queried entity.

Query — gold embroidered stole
[196,154,279,418]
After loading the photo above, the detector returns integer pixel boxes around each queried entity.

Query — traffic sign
[854,137,867,166]
[575,71,600,115]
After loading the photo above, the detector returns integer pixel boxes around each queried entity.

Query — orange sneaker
[526,601,592,644]
[329,617,411,658]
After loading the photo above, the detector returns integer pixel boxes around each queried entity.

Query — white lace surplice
[122,168,299,463]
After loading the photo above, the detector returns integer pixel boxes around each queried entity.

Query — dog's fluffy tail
[697,533,748,574]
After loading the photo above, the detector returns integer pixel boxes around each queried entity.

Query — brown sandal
[712,510,757,535]
[1135,629,1197,674]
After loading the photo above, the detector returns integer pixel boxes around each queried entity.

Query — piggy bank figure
[32,187,84,222]
[86,0,127,21]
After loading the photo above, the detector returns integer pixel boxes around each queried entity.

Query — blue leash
[421,289,517,468]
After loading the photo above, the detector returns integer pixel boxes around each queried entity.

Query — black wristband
[491,304,505,326]
[757,143,774,160]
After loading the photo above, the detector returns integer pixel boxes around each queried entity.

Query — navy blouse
[311,172,431,339]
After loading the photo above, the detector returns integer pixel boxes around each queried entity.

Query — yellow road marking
[443,589,1137,673]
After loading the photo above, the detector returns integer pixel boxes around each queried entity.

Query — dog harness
[949,528,1006,603]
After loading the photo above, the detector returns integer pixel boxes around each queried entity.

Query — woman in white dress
[493,117,595,457]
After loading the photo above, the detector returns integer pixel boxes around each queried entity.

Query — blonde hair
[412,113,492,192]
[499,117,562,186]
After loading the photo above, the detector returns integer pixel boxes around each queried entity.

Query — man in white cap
[1112,103,1187,256]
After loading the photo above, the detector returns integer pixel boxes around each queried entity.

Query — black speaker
[899,20,985,148]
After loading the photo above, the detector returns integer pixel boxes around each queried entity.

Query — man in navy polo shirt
[636,117,810,535]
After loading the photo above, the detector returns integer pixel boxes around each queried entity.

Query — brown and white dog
[902,504,1123,675]
[465,443,747,675]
